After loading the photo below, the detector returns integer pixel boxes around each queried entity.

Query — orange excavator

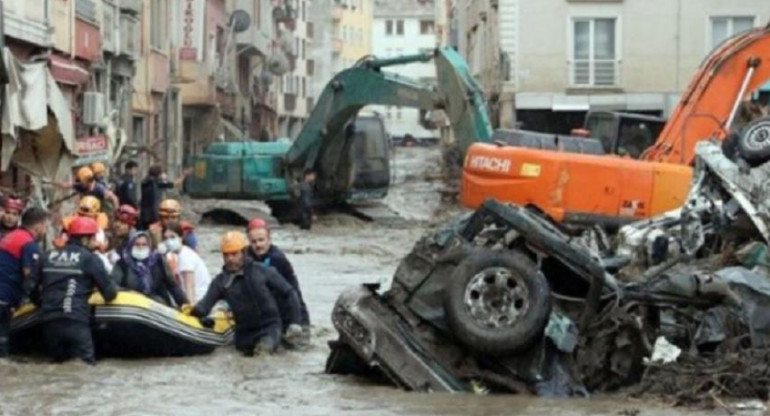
[462,23,770,226]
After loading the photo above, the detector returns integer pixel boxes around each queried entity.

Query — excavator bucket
[434,48,494,156]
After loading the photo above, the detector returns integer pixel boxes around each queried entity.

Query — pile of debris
[326,118,770,407]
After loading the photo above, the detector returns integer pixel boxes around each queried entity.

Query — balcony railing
[570,59,620,88]
[332,37,343,54]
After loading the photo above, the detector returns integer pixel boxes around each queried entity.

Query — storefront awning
[48,54,90,86]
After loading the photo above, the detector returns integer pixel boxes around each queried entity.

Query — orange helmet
[220,231,248,254]
[77,166,94,182]
[91,162,107,176]
[159,199,182,218]
[78,196,101,217]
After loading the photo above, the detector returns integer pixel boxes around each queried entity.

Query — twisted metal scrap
[636,348,770,406]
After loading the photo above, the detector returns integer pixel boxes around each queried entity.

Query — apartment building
[445,0,770,132]
[373,0,436,140]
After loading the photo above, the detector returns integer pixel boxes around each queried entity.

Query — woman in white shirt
[158,221,211,302]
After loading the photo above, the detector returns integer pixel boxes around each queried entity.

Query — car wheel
[444,249,551,356]
[737,117,770,166]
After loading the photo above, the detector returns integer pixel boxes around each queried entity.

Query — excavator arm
[645,23,770,164]
[284,47,493,199]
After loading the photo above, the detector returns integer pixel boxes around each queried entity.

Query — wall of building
[372,0,436,139]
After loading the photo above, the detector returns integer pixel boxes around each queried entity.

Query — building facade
[372,0,436,140]
[311,0,373,125]
[275,0,315,140]
[444,0,770,133]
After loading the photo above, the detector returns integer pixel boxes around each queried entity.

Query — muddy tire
[737,117,770,166]
[444,250,551,356]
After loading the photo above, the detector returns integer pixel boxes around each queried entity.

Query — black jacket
[117,174,138,208]
[30,242,118,323]
[111,257,188,307]
[192,260,301,332]
[140,177,174,226]
[247,245,310,325]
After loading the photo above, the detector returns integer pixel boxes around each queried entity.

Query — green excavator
[184,47,493,214]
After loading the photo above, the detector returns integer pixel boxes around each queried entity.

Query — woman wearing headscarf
[110,231,189,308]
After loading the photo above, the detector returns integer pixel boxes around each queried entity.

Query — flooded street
[0,148,732,415]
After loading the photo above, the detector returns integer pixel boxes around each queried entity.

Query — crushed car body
[327,117,770,401]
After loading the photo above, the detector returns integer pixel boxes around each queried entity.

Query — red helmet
[3,197,24,212]
[115,205,139,225]
[68,216,99,236]
[247,218,268,231]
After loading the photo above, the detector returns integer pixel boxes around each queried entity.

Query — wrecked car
[327,117,770,399]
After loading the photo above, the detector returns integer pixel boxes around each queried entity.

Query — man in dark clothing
[0,208,48,358]
[140,165,189,230]
[187,231,302,356]
[28,216,118,364]
[246,219,310,327]
[116,160,139,208]
[297,169,316,230]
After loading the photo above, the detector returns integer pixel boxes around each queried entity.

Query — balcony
[332,4,344,21]
[332,37,343,55]
[76,0,97,23]
[284,93,297,112]
[307,22,314,39]
[235,0,271,57]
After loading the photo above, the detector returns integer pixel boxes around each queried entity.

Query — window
[710,16,756,49]
[301,1,306,21]
[420,20,434,35]
[302,40,306,60]
[385,20,393,35]
[396,20,404,35]
[302,77,306,98]
[149,0,167,50]
[572,17,618,87]
[396,107,402,120]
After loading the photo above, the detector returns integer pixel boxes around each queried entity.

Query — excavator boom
[645,23,770,164]
[285,47,493,199]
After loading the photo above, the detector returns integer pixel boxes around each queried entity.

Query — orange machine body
[461,24,770,223]
[462,145,692,223]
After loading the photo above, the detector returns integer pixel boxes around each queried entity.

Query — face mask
[132,247,150,260]
[165,237,182,253]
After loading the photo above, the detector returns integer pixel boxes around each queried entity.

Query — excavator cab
[583,111,666,159]
[348,114,391,201]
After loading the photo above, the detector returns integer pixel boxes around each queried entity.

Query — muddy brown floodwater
[0,148,741,415]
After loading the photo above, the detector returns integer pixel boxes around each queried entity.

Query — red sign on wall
[76,135,108,156]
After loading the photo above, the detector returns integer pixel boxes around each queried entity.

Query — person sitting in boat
[148,199,198,251]
[0,207,48,358]
[0,196,24,238]
[108,205,140,265]
[158,221,210,302]
[27,216,117,364]
[185,231,303,356]
[110,231,189,308]
[246,218,311,332]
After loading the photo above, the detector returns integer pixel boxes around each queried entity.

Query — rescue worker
[59,166,120,210]
[116,160,139,208]
[110,204,140,258]
[0,196,25,237]
[186,231,303,356]
[140,165,188,229]
[148,199,198,250]
[55,196,110,248]
[0,207,48,358]
[298,169,316,230]
[91,162,109,187]
[28,216,117,364]
[246,218,310,329]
